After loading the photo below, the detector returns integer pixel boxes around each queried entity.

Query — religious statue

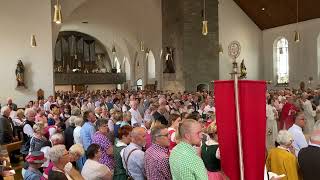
[239,59,247,79]
[15,60,25,87]
[37,89,44,100]
[163,47,175,73]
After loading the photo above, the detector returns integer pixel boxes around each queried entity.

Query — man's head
[151,125,170,148]
[25,108,36,122]
[83,111,96,123]
[310,129,320,145]
[7,97,13,105]
[131,127,147,147]
[295,112,306,128]
[130,100,138,110]
[95,107,102,115]
[0,106,11,117]
[178,119,203,146]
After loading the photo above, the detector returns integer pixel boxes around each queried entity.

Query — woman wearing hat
[24,151,46,180]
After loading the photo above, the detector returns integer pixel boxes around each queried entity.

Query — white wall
[219,0,263,80]
[263,19,320,88]
[0,0,53,107]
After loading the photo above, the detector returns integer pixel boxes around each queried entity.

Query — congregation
[0,88,319,180]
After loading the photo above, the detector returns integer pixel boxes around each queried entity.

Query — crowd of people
[0,87,318,179]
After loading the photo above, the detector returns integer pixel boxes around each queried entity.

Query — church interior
[1,0,320,179]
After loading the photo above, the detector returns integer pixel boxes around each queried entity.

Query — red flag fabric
[214,80,266,180]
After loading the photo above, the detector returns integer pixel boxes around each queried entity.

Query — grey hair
[151,124,167,143]
[50,133,64,144]
[69,144,85,156]
[71,107,81,116]
[74,117,83,127]
[276,130,293,146]
[25,108,36,117]
[48,144,66,163]
[0,106,10,115]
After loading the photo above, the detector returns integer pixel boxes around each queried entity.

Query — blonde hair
[33,122,44,133]
[150,120,162,130]
[16,109,25,118]
[69,144,85,156]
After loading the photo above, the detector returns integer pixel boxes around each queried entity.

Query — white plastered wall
[219,0,263,80]
[0,0,54,107]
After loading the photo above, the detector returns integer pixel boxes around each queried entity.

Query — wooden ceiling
[233,0,320,30]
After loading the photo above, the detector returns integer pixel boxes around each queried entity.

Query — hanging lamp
[53,0,62,24]
[31,34,37,47]
[202,0,208,35]
[294,0,300,42]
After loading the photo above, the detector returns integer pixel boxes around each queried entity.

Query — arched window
[276,38,289,84]
[136,79,143,90]
[114,56,121,73]
[147,51,156,79]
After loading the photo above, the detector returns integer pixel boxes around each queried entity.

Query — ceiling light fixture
[261,7,265,11]
[53,0,62,24]
[294,0,300,42]
[202,0,208,36]
[31,34,37,47]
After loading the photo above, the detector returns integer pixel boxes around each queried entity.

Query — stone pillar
[162,0,219,92]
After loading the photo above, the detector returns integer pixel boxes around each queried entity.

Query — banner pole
[231,61,245,180]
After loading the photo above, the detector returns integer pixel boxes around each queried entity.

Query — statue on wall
[240,59,247,79]
[15,60,25,87]
[37,89,44,100]
[163,47,175,73]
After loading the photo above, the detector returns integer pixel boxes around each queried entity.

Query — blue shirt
[288,124,308,156]
[80,121,96,150]
[121,143,145,180]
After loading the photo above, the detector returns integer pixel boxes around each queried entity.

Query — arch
[274,37,289,84]
[123,56,131,80]
[196,83,209,92]
[136,78,143,90]
[147,50,156,79]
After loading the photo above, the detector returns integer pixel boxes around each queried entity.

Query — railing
[54,72,126,85]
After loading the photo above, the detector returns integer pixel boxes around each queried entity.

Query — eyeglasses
[156,133,169,137]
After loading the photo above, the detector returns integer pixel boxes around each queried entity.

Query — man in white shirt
[129,101,143,127]
[288,112,308,156]
[300,93,316,134]
[43,96,54,114]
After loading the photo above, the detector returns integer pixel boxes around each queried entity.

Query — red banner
[214,80,266,180]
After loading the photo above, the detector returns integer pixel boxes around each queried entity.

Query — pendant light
[53,0,62,24]
[31,34,37,47]
[112,46,116,54]
[202,0,208,36]
[294,0,300,42]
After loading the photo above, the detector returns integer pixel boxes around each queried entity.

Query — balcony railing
[54,72,126,85]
